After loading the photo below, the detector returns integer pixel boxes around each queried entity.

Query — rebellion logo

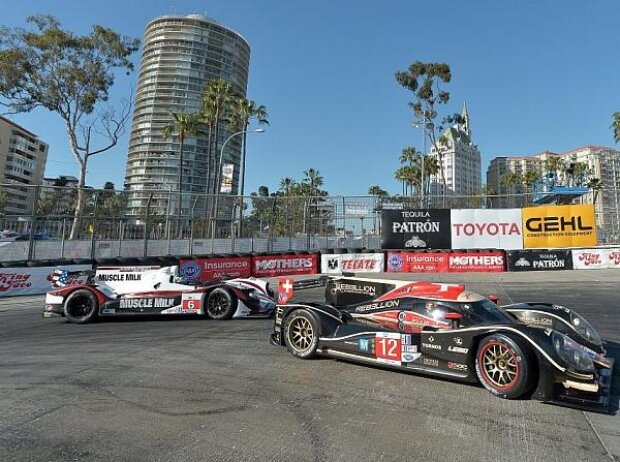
[525,216,593,233]
[0,273,32,292]
[578,252,601,266]
[355,299,400,313]
[331,283,377,296]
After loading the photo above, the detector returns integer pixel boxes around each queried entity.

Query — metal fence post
[144,192,153,257]
[60,217,66,260]
[26,185,39,261]
[90,190,99,262]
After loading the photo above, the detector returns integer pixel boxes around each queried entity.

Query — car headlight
[569,311,602,346]
[552,332,595,372]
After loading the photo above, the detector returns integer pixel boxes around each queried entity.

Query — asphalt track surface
[0,271,619,462]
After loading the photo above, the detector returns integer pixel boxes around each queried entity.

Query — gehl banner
[382,204,597,250]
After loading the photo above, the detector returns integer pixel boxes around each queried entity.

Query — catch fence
[0,184,618,262]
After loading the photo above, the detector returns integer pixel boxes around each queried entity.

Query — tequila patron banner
[381,209,451,250]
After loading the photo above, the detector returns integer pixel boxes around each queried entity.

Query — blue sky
[3,0,620,195]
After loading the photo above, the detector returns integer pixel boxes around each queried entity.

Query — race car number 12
[375,334,401,365]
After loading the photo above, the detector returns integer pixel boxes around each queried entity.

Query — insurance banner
[381,209,451,250]
[522,204,597,248]
[572,247,620,270]
[321,253,384,274]
[179,257,252,282]
[0,264,91,298]
[451,209,523,250]
[507,250,573,271]
[386,252,449,273]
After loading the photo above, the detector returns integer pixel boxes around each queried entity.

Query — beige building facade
[0,116,49,214]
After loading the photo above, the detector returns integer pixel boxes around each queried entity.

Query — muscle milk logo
[256,257,312,271]
[0,273,32,292]
[453,222,520,236]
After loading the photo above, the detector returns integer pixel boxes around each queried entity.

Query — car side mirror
[488,295,499,305]
[444,312,463,329]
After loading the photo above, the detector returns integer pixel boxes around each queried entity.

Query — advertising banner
[179,257,251,282]
[321,253,384,274]
[219,163,234,193]
[0,264,91,298]
[451,209,523,250]
[507,250,573,272]
[447,252,505,272]
[522,204,597,249]
[572,248,620,270]
[253,254,318,277]
[381,209,452,250]
[386,252,449,273]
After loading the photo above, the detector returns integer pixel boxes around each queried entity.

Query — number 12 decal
[375,332,402,365]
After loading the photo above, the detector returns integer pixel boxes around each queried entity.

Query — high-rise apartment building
[124,14,250,216]
[0,116,48,214]
[486,145,620,241]
[428,104,482,197]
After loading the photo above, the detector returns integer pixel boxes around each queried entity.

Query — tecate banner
[522,204,597,248]
[572,248,620,270]
[381,209,451,250]
[451,209,523,250]
[321,253,384,274]
[507,250,573,272]
[253,254,318,277]
[0,264,91,298]
[180,257,251,282]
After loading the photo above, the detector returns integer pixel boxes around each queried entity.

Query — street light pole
[211,128,264,252]
[412,120,427,207]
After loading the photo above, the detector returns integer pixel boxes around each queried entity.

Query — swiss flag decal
[278,278,294,304]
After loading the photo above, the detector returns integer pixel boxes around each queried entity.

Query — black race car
[271,276,614,412]
[43,265,276,323]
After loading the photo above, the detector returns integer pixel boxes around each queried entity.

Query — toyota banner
[451,209,523,250]
[381,209,452,250]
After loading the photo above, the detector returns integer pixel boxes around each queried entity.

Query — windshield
[460,299,515,325]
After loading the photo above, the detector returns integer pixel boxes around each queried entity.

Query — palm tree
[421,155,440,198]
[202,79,235,195]
[521,170,540,206]
[612,112,620,143]
[399,146,419,165]
[302,168,324,196]
[481,184,497,209]
[500,172,522,207]
[229,98,269,197]
[544,156,565,187]
[279,177,297,196]
[163,112,204,214]
[368,185,388,196]
[571,162,588,187]
[587,177,603,205]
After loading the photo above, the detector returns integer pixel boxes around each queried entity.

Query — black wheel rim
[208,293,229,316]
[67,295,94,320]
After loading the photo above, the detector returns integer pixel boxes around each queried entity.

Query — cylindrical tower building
[124,14,250,217]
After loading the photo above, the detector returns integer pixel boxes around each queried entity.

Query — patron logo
[97,273,142,282]
[119,298,176,309]
[525,216,593,233]
[533,257,565,269]
[515,258,530,267]
[453,222,520,236]
[355,299,400,313]
[0,273,32,292]
[392,221,440,234]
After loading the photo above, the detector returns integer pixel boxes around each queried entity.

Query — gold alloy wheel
[482,342,519,389]
[288,316,314,352]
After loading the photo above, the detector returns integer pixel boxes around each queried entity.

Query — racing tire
[283,309,319,359]
[63,289,99,324]
[475,334,536,399]
[205,288,237,320]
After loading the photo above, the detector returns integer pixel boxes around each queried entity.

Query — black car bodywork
[271,277,614,412]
